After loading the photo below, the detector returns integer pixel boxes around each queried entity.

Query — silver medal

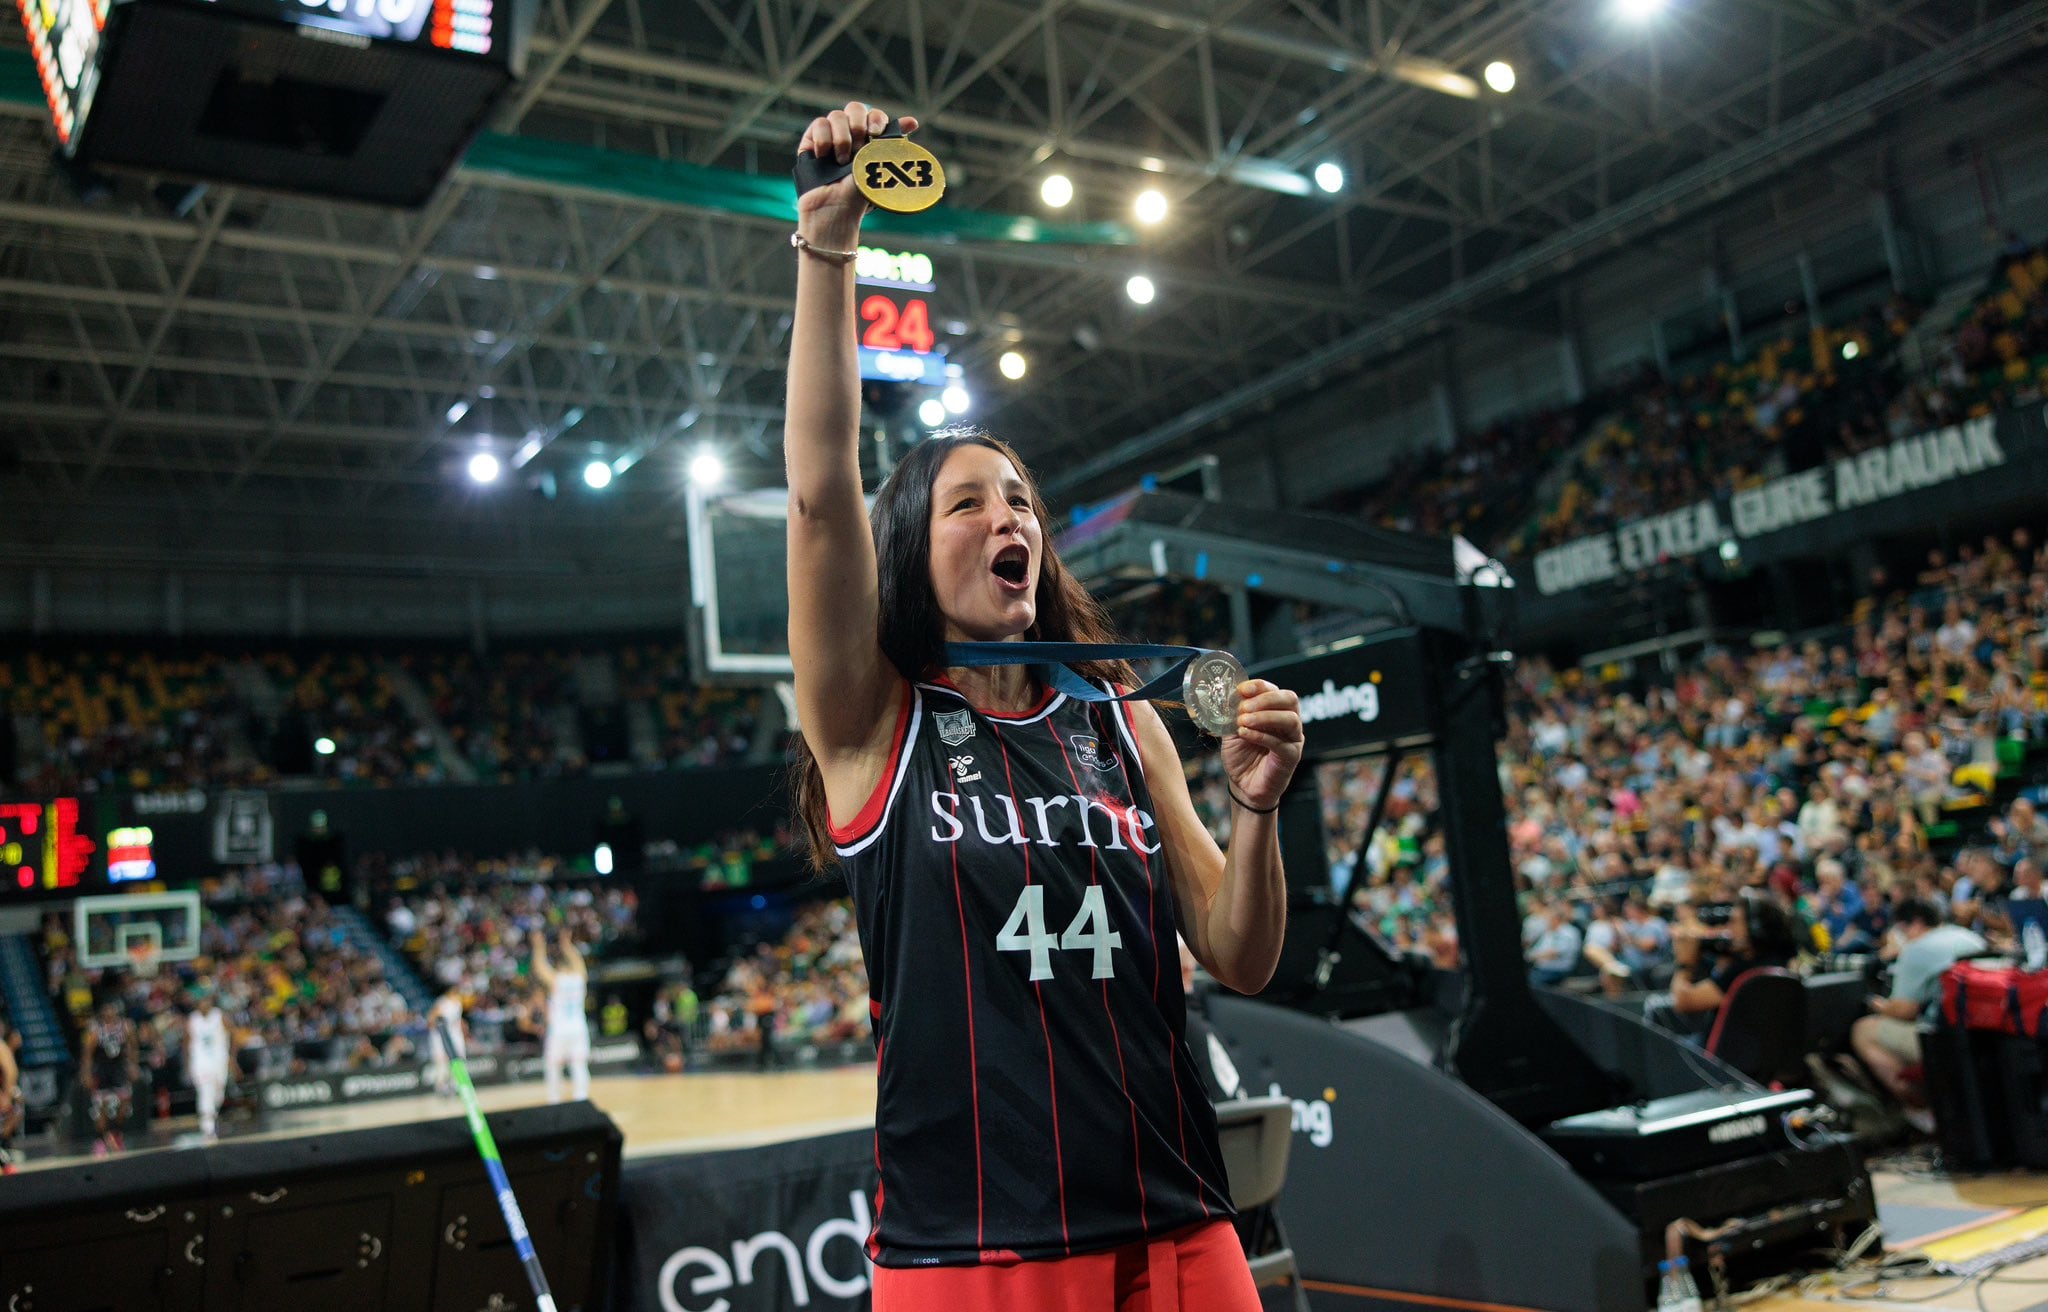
[1182,650,1247,737]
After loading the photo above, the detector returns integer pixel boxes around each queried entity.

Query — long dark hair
[789,430,1134,870]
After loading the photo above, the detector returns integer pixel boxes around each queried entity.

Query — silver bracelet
[790,232,857,263]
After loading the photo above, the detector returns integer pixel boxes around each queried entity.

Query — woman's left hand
[1220,679,1304,810]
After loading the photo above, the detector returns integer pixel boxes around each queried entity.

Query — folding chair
[1214,1094,1311,1312]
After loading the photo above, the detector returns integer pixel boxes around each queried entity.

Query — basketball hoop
[127,942,159,980]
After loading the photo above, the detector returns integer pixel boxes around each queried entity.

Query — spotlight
[942,384,971,415]
[1841,340,1861,361]
[314,737,337,756]
[1484,61,1516,93]
[1614,0,1665,21]
[467,451,501,484]
[918,398,947,427]
[999,350,1028,380]
[584,460,613,490]
[1041,173,1074,208]
[1134,189,1168,224]
[687,448,726,489]
[594,843,614,876]
[1314,162,1344,194]
[1718,539,1740,564]
[1125,275,1156,306]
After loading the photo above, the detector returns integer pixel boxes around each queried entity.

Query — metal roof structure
[1,0,2042,586]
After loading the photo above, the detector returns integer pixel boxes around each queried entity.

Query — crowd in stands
[616,641,765,769]
[371,849,641,1028]
[269,650,444,786]
[405,647,581,782]
[1327,242,2048,564]
[696,899,870,1062]
[3,641,765,797]
[4,649,251,796]
[1266,521,2047,1010]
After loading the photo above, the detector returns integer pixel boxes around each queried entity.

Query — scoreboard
[0,798,97,895]
[16,0,105,146]
[200,0,498,52]
[15,0,530,206]
[855,244,948,386]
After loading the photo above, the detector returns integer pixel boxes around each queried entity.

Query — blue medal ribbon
[942,641,1206,705]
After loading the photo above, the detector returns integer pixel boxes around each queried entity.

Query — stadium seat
[1706,968,1809,1089]
[1214,1095,1310,1312]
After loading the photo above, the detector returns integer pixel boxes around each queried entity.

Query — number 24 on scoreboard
[860,293,936,354]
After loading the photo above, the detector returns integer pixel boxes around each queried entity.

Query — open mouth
[991,545,1030,587]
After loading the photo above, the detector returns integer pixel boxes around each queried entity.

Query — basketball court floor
[14,1067,2048,1311]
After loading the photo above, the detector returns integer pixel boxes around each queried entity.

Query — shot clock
[854,244,948,386]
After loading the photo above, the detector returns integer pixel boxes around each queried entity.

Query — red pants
[871,1220,1263,1312]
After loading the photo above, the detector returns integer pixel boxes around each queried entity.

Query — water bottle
[2024,919,2046,972]
[1656,1256,1705,1312]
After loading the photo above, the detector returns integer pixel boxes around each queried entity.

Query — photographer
[1647,889,1799,1040]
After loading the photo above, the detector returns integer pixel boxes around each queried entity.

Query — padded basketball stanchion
[435,1017,559,1312]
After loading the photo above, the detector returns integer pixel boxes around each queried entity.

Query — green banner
[0,48,1135,246]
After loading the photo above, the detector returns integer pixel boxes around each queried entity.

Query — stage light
[445,398,470,424]
[942,384,971,415]
[467,451,500,484]
[999,350,1028,380]
[1314,161,1345,194]
[1484,61,1516,93]
[687,447,726,489]
[1126,275,1156,305]
[1041,173,1074,208]
[1615,0,1665,21]
[314,737,336,756]
[1841,340,1861,361]
[919,398,947,427]
[1134,189,1168,224]
[594,843,614,876]
[1719,539,1741,563]
[584,460,613,490]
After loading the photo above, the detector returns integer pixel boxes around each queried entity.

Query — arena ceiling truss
[0,0,2042,577]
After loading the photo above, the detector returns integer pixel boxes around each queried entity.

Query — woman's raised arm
[784,103,918,771]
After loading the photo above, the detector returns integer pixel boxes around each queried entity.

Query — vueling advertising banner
[1531,406,2048,596]
[1253,626,1435,758]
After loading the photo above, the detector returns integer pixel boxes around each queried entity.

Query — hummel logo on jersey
[935,709,975,746]
[949,754,982,784]
[1069,733,1116,772]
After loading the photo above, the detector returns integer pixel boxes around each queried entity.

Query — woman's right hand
[797,102,921,243]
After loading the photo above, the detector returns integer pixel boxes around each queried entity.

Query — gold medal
[851,135,946,213]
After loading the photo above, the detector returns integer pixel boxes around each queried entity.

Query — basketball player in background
[426,986,466,1097]
[185,982,231,1142]
[785,102,1299,1308]
[82,1001,139,1156]
[531,926,592,1104]
[0,1017,22,1172]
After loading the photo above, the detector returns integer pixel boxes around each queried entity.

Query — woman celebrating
[785,101,1302,1309]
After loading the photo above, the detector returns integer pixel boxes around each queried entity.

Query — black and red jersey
[831,676,1234,1267]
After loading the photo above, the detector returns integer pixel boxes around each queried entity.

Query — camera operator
[1647,889,1799,1040]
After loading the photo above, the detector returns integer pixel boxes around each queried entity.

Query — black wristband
[1228,786,1280,815]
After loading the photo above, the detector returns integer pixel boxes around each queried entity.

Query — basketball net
[127,942,159,980]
